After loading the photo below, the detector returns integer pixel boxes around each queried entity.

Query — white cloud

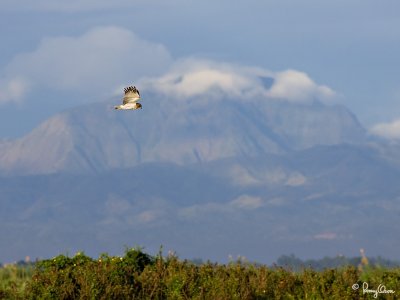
[230,195,264,210]
[285,172,307,186]
[312,232,353,241]
[141,58,269,100]
[228,165,262,187]
[0,77,30,104]
[0,26,336,106]
[267,70,335,103]
[228,165,307,187]
[0,26,172,104]
[104,195,132,215]
[370,119,400,140]
[178,194,263,219]
[142,59,336,104]
[313,232,337,240]
[266,197,287,206]
[137,210,161,224]
[178,202,227,219]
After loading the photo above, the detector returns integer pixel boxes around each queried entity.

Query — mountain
[1,144,400,263]
[0,94,366,175]
[1,93,399,264]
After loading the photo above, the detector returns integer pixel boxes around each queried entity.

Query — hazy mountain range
[1,92,399,264]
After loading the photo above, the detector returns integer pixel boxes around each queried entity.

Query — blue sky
[1,0,400,138]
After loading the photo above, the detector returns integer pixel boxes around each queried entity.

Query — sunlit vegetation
[0,248,399,299]
[0,261,34,299]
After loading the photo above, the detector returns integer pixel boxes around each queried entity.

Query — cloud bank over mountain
[370,119,400,140]
[141,58,336,104]
[0,26,337,107]
[0,26,172,104]
[267,70,335,103]
[1,0,400,138]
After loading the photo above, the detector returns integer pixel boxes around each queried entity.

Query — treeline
[275,254,400,272]
[1,248,399,299]
[2,253,398,271]
[0,260,35,268]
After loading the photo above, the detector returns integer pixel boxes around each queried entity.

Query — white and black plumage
[114,86,142,110]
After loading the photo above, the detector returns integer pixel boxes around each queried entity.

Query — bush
[0,263,34,299]
[26,248,154,299]
[1,249,398,299]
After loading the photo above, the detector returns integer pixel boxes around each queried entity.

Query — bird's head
[136,103,142,109]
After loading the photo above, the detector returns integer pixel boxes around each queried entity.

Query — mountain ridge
[1,143,400,263]
[0,94,367,175]
[2,94,399,263]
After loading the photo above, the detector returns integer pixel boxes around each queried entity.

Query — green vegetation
[0,248,399,299]
[0,262,34,299]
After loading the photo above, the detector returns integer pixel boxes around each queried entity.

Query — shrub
[1,249,398,299]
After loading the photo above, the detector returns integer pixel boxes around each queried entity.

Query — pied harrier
[114,86,142,110]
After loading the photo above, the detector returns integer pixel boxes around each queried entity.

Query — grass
[0,248,399,299]
[0,263,34,299]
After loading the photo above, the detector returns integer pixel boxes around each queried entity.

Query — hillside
[0,93,365,175]
[1,93,399,263]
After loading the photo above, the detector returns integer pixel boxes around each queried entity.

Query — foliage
[0,249,399,299]
[0,263,34,299]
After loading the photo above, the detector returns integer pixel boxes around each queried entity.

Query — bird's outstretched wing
[123,86,141,104]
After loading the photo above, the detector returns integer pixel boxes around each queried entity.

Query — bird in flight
[114,86,142,110]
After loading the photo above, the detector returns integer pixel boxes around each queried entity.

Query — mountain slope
[1,145,400,263]
[0,95,366,175]
[1,94,400,263]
